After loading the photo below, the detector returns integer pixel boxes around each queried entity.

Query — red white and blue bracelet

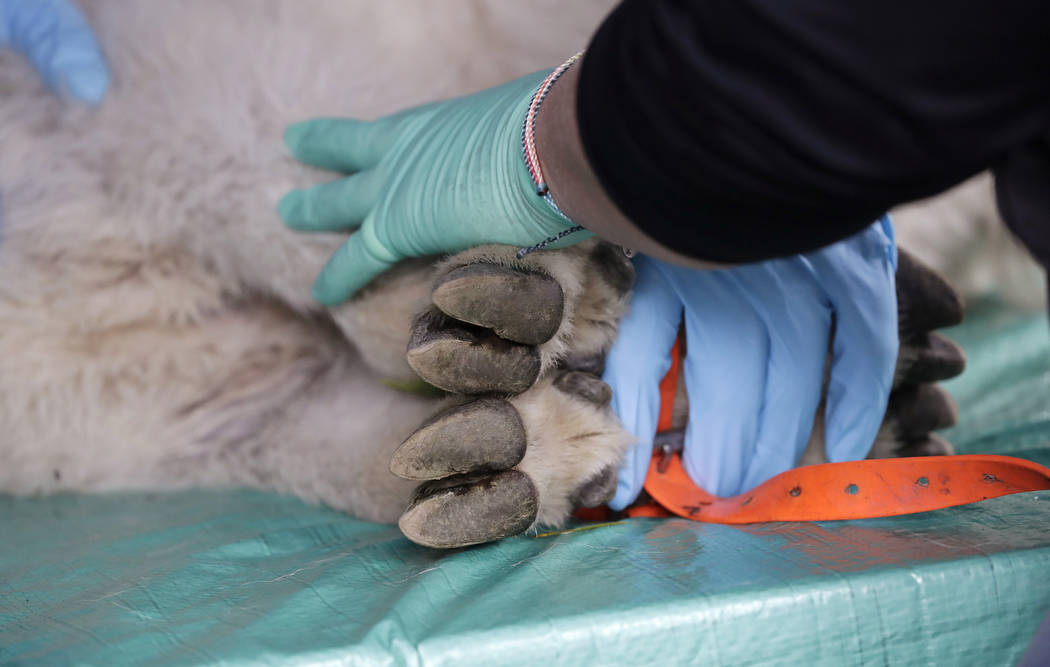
[517,52,586,259]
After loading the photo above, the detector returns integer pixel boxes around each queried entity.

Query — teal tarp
[3,302,1050,666]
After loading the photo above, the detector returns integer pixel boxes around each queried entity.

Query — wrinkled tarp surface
[3,301,1050,666]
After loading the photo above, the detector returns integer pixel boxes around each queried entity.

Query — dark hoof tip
[898,332,966,385]
[398,470,538,549]
[390,398,527,480]
[407,309,540,395]
[432,264,564,345]
[887,383,958,438]
[569,465,618,508]
[896,433,956,458]
[556,351,606,376]
[552,370,612,407]
[589,242,636,296]
[896,250,966,336]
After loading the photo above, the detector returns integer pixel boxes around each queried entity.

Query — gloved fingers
[278,170,381,231]
[604,256,683,511]
[284,118,395,173]
[811,217,899,462]
[671,269,769,498]
[0,0,109,104]
[737,266,831,492]
[311,218,401,305]
[610,434,659,512]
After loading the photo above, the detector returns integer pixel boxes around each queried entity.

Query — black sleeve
[577,0,1050,264]
[994,133,1050,271]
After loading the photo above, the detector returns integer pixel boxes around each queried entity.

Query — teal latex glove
[606,216,898,507]
[0,0,108,103]
[278,70,584,305]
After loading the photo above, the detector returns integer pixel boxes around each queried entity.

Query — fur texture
[0,1,997,536]
[0,0,624,527]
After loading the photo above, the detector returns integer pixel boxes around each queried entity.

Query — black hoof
[588,242,636,296]
[569,465,618,508]
[897,331,966,385]
[552,370,613,407]
[895,433,956,458]
[390,398,527,480]
[896,250,965,337]
[398,470,539,549]
[886,384,958,439]
[432,264,563,345]
[406,309,540,395]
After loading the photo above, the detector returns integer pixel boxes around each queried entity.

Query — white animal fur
[0,0,630,527]
[0,1,1024,527]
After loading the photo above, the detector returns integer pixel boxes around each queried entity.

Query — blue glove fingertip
[603,254,683,510]
[877,212,898,271]
[816,218,899,463]
[59,61,108,104]
[3,0,110,104]
[607,439,650,511]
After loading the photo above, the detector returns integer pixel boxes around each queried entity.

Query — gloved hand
[605,216,898,507]
[278,69,583,305]
[0,0,108,103]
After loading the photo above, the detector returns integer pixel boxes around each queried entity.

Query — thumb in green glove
[278,68,587,305]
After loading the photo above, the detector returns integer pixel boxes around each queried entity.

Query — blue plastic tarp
[3,301,1049,666]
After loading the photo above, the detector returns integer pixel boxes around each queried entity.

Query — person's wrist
[513,54,587,257]
[533,54,726,270]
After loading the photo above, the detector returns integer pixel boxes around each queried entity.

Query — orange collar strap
[629,334,1050,523]
[641,451,1050,523]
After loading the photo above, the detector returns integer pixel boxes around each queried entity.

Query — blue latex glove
[0,0,108,103]
[605,216,898,508]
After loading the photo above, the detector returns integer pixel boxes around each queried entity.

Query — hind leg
[374,240,636,547]
[225,238,635,533]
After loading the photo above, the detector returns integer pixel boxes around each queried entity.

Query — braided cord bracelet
[517,52,586,259]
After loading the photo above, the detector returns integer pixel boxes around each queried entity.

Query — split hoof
[406,309,540,395]
[432,264,563,345]
[886,384,958,439]
[587,242,636,296]
[895,433,956,458]
[897,331,966,385]
[398,470,538,549]
[390,398,527,480]
[569,465,618,509]
[896,250,966,337]
[553,370,613,407]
